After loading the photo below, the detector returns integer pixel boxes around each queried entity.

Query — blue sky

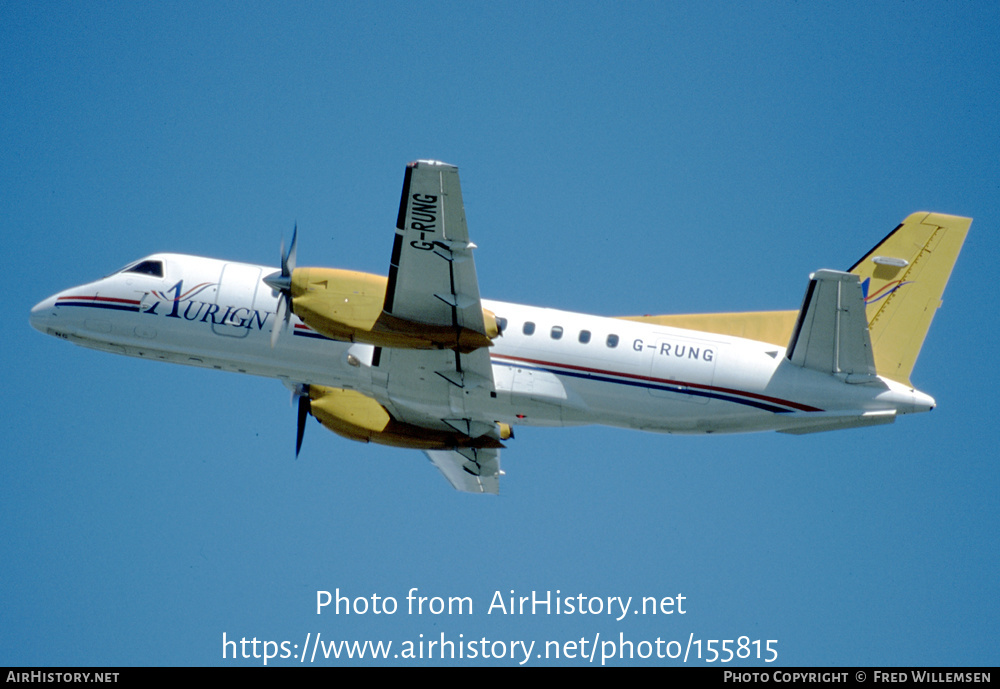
[3,2,997,666]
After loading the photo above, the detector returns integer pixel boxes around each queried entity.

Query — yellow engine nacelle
[290,268,498,352]
[308,386,505,450]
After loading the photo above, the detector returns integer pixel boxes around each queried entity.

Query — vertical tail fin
[848,212,971,386]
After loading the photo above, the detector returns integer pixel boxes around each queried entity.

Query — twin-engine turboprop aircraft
[30,160,970,493]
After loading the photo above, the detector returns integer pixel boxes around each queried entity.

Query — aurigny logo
[142,280,271,331]
[861,277,912,306]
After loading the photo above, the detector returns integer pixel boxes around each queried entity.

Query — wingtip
[408,159,457,169]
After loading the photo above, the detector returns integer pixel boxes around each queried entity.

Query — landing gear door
[647,334,719,405]
[212,263,262,338]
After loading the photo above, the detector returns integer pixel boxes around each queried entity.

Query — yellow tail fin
[848,212,971,386]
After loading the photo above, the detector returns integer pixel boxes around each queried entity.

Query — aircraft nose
[30,295,57,334]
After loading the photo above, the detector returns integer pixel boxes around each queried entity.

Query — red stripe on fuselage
[492,353,822,413]
[57,295,142,306]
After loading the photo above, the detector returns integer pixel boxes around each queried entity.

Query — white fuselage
[30,253,934,437]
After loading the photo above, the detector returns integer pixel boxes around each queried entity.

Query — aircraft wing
[374,161,503,493]
[385,160,493,342]
[426,447,501,495]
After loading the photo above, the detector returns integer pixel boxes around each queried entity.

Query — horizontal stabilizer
[777,409,896,434]
[787,270,876,379]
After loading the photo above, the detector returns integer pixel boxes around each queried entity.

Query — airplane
[29,160,970,494]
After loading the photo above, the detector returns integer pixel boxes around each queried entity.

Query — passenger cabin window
[551,326,563,340]
[523,321,535,336]
[579,330,591,344]
[607,334,619,348]
[125,260,164,278]
[496,317,507,334]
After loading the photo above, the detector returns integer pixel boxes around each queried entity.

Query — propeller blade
[271,296,286,349]
[295,385,311,458]
[266,224,299,349]
[286,223,298,275]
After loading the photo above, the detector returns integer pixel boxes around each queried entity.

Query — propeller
[294,383,311,458]
[263,224,298,348]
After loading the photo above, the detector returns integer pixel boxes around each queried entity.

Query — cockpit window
[122,260,164,277]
